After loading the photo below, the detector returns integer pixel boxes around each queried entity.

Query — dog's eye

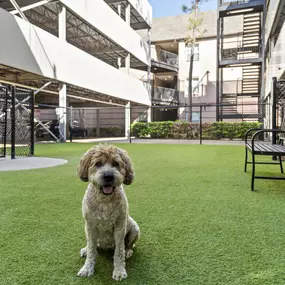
[112,162,119,168]
[95,162,102,167]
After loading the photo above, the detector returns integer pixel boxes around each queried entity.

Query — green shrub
[131,121,263,140]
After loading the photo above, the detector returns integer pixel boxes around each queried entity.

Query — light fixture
[228,63,253,67]
[227,8,253,15]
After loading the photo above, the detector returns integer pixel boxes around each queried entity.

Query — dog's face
[77,144,134,195]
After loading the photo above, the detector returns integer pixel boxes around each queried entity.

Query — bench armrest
[245,128,262,145]
[251,129,285,149]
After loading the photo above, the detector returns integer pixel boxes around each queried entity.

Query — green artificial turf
[1,143,285,285]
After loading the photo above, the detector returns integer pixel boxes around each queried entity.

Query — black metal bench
[244,128,285,190]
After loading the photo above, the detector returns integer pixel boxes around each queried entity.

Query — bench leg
[279,156,284,174]
[251,152,255,191]
[244,147,248,172]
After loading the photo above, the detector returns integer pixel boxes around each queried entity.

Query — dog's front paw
[77,264,94,277]
[112,267,127,281]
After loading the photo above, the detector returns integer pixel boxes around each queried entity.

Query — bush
[131,121,263,140]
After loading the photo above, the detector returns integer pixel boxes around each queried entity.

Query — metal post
[125,102,131,138]
[69,106,73,142]
[96,109,100,137]
[199,105,203,145]
[11,86,16,159]
[272,77,277,144]
[30,91,35,155]
[129,105,132,143]
[3,87,8,157]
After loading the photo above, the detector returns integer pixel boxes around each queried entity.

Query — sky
[149,0,217,18]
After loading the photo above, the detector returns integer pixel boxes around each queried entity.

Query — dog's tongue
[102,186,114,195]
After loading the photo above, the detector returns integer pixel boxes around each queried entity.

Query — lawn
[1,143,285,285]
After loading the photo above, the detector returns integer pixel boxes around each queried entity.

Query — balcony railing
[151,47,179,67]
[221,40,261,61]
[153,87,179,102]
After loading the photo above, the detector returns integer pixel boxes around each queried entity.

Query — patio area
[0,143,284,285]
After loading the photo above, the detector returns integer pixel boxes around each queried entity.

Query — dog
[76,144,140,281]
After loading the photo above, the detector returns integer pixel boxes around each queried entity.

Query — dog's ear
[119,149,134,185]
[77,147,96,182]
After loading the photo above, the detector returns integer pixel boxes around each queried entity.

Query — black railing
[153,87,179,103]
[151,47,179,67]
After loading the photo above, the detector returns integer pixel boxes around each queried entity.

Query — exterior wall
[0,8,151,106]
[265,20,285,97]
[178,37,242,103]
[264,0,281,47]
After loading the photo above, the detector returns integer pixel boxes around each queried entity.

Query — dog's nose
[103,173,114,182]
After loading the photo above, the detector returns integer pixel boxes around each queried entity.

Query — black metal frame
[0,85,34,159]
[0,86,8,158]
[244,128,285,190]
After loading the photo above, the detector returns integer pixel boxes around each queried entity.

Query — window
[185,43,199,62]
[192,112,200,122]
[184,77,199,98]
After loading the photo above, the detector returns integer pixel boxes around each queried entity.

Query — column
[118,4,121,16]
[125,3,131,25]
[125,53,130,75]
[58,4,66,40]
[58,4,66,142]
[147,107,152,122]
[96,109,100,137]
[125,102,131,138]
[59,83,67,142]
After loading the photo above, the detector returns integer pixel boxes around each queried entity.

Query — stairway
[242,65,260,95]
[221,94,237,114]
[241,13,261,57]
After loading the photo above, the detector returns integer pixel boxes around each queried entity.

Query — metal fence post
[129,104,132,143]
[11,86,16,159]
[69,106,73,143]
[272,77,277,160]
[30,90,35,156]
[199,105,203,145]
[3,87,8,157]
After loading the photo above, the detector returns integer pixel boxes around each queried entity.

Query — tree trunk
[187,0,199,122]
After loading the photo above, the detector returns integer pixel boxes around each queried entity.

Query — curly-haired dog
[76,144,140,281]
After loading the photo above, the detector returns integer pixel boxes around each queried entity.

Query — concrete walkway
[0,157,68,171]
[70,137,244,145]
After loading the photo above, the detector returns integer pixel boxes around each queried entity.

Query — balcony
[151,47,179,73]
[152,87,179,105]
[220,39,262,66]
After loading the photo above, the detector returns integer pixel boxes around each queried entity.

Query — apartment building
[143,10,252,122]
[0,0,152,140]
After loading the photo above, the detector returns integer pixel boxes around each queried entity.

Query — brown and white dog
[76,144,140,281]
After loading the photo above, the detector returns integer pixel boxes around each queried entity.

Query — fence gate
[0,85,34,159]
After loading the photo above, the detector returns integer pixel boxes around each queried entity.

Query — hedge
[131,121,263,140]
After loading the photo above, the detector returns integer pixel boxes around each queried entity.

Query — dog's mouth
[100,185,116,195]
